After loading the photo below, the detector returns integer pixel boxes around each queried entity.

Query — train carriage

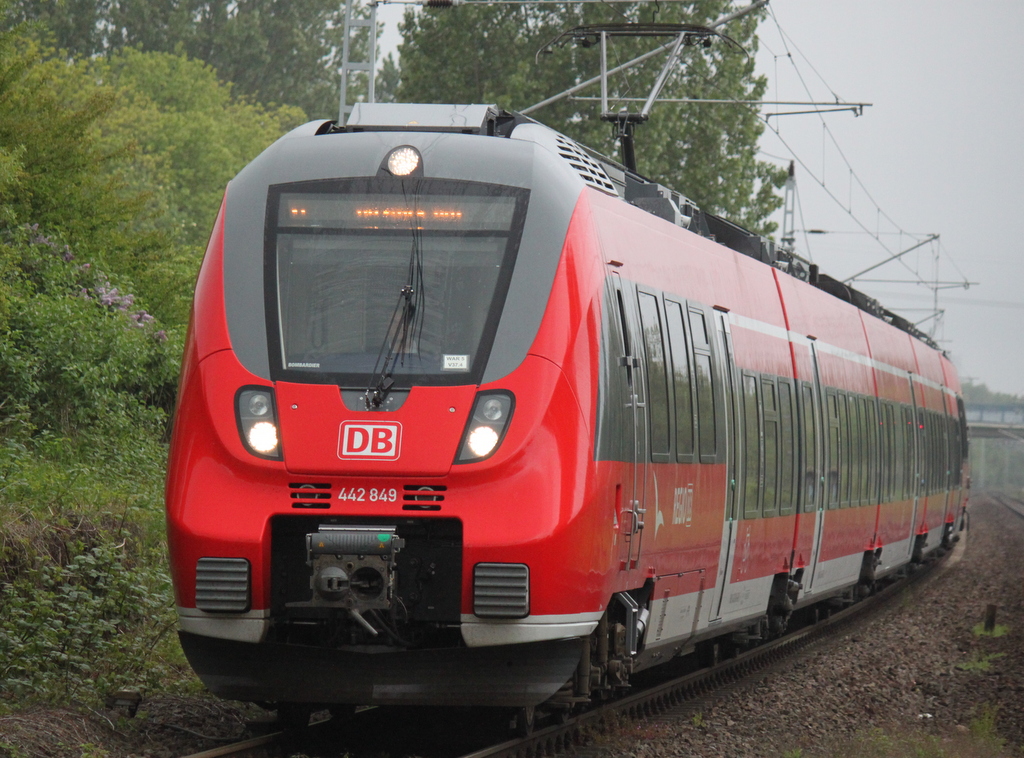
[165,103,969,719]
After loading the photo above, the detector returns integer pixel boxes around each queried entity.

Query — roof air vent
[554,135,617,195]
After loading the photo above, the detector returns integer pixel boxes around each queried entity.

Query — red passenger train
[165,103,969,722]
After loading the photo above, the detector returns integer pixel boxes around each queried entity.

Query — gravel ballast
[571,492,1024,757]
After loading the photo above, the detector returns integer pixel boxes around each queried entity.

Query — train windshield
[267,178,529,386]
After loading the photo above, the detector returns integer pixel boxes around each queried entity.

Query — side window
[905,406,917,497]
[742,373,761,519]
[779,379,796,516]
[866,399,878,504]
[637,291,671,460]
[881,403,893,502]
[849,395,863,506]
[925,411,933,493]
[892,404,905,501]
[615,289,634,386]
[939,413,947,491]
[664,300,695,463]
[762,377,779,517]
[596,281,632,462]
[801,383,818,512]
[957,396,969,464]
[838,393,851,507]
[826,390,841,509]
[949,414,961,487]
[690,308,717,463]
[857,397,869,505]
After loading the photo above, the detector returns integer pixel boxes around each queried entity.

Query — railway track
[990,490,1024,520]
[179,536,964,758]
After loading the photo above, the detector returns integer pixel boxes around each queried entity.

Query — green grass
[971,623,1009,639]
[783,720,1010,758]
[957,652,1007,674]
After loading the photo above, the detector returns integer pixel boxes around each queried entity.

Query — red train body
[166,104,969,714]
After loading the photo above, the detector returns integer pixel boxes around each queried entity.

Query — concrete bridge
[967,403,1024,443]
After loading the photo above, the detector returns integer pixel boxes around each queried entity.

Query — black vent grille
[290,482,331,509]
[402,484,445,512]
[555,136,616,194]
[473,563,529,618]
[195,557,250,613]
[403,485,446,502]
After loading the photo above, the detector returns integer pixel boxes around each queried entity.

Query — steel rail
[177,731,282,758]
[456,541,962,758]
[991,491,1024,521]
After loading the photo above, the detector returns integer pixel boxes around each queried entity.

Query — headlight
[247,421,279,454]
[455,391,514,464]
[237,387,282,459]
[467,426,500,457]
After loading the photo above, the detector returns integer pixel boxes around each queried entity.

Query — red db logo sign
[338,422,402,461]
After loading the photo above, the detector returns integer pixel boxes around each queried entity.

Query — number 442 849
[337,487,398,502]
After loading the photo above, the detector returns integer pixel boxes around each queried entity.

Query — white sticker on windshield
[442,354,469,371]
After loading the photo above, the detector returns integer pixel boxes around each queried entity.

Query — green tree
[0,28,144,265]
[6,45,306,323]
[6,0,347,118]
[962,379,1022,406]
[69,49,307,321]
[398,0,785,233]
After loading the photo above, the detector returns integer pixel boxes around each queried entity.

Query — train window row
[824,390,967,510]
[636,289,724,466]
[740,373,799,519]
[610,280,967,518]
[825,389,883,509]
[919,408,966,494]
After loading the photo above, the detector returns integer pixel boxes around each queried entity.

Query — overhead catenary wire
[760,6,968,296]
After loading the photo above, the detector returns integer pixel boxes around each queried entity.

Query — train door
[908,375,924,560]
[707,307,740,622]
[804,339,828,593]
[610,273,649,570]
[938,391,955,537]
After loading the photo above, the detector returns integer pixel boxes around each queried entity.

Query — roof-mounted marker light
[385,146,422,177]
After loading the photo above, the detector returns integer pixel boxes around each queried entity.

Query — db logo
[338,422,402,461]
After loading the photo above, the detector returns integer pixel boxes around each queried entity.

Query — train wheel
[942,522,954,549]
[513,705,536,737]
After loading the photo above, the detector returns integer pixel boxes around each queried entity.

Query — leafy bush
[0,224,180,455]
[0,539,177,706]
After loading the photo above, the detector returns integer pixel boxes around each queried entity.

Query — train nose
[275,383,478,476]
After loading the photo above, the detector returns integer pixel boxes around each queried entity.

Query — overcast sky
[752,1,1024,398]
[375,0,1024,397]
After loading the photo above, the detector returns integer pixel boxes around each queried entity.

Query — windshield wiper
[365,220,426,408]
[366,284,418,408]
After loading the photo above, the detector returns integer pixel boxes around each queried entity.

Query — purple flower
[130,311,154,327]
[153,330,167,343]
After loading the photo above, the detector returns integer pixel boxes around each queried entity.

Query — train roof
[320,103,939,352]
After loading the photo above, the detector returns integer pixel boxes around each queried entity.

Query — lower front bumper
[179,631,583,707]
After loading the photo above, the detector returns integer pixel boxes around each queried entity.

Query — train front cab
[166,116,662,710]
